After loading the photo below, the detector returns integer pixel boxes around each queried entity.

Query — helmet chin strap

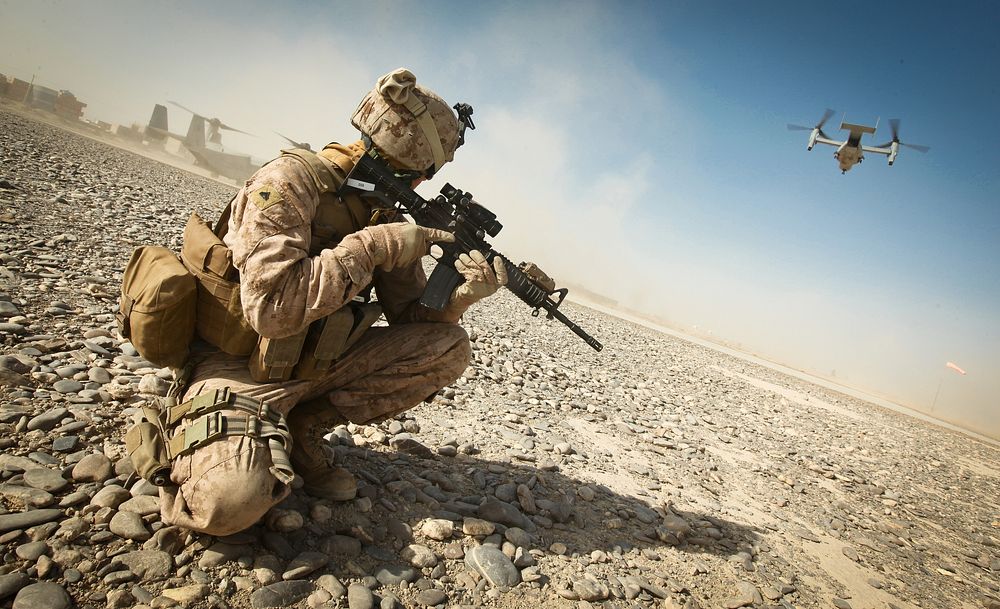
[395,93,446,174]
[361,134,429,181]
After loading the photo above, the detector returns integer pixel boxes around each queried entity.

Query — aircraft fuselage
[834,140,863,173]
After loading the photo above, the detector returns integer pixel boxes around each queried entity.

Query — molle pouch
[294,302,383,379]
[125,420,172,487]
[181,213,259,356]
[118,246,197,369]
[518,261,556,292]
[249,330,308,382]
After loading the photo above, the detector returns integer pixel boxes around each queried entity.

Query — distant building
[54,90,86,119]
[0,76,86,120]
[2,77,31,103]
[26,83,59,111]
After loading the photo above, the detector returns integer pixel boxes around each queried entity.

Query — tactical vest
[181,144,395,382]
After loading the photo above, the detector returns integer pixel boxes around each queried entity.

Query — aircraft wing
[861,145,891,156]
[813,136,844,148]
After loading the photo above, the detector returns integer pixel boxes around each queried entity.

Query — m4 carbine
[339,154,603,352]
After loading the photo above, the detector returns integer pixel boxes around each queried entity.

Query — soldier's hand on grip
[446,250,507,315]
[367,222,454,271]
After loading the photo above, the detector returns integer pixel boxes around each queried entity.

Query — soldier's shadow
[253,440,758,574]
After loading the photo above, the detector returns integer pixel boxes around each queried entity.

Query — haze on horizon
[1,0,997,439]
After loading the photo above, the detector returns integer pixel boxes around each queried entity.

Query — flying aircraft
[788,109,929,174]
[144,102,260,182]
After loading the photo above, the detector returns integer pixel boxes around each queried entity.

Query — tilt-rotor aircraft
[145,102,259,182]
[788,109,929,174]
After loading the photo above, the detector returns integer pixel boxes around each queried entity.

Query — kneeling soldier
[139,68,505,535]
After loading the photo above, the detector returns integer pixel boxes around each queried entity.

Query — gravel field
[1,105,998,609]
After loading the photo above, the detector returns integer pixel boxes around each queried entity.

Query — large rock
[250,581,314,609]
[161,584,210,606]
[464,545,521,589]
[281,551,327,580]
[71,453,113,482]
[0,573,30,600]
[0,509,64,533]
[11,582,71,609]
[346,584,374,609]
[198,542,246,569]
[21,468,69,493]
[477,497,535,532]
[109,511,150,541]
[374,564,419,586]
[26,408,68,432]
[401,544,438,568]
[119,549,173,579]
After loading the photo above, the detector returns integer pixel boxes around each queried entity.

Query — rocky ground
[0,104,998,609]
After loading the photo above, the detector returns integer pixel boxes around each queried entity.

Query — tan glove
[365,222,454,271]
[444,250,508,316]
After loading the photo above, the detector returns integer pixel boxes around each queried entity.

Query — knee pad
[127,388,293,535]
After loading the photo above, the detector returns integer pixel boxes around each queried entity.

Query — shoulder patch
[249,184,284,210]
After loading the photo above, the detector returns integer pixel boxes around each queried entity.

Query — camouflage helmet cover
[351,68,460,174]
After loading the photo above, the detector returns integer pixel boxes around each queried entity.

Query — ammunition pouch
[125,388,294,487]
[248,301,383,383]
[181,212,259,356]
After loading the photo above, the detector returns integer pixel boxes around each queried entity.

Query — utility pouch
[518,261,556,292]
[125,419,172,487]
[181,213,259,356]
[118,246,197,369]
[125,389,295,490]
[249,331,309,383]
[294,302,383,379]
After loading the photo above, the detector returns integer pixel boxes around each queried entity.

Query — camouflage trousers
[159,322,470,535]
[181,322,471,421]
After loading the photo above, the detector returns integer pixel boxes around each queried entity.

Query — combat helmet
[351,68,473,177]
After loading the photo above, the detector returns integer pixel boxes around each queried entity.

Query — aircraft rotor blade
[168,100,202,118]
[787,123,812,131]
[275,132,311,150]
[817,108,835,129]
[887,118,928,152]
[218,123,253,136]
[889,118,900,142]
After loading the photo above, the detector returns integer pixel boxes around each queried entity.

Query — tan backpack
[117,246,197,369]
[180,212,259,356]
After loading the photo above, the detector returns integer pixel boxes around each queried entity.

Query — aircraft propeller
[275,132,313,151]
[875,118,930,152]
[168,101,254,136]
[787,108,835,138]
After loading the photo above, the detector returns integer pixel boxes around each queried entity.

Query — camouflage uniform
[160,143,473,535]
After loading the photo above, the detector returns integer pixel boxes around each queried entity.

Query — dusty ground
[1,106,997,609]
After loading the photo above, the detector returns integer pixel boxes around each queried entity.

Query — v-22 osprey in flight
[788,109,929,174]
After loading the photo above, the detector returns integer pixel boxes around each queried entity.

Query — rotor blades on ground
[275,132,312,150]
[168,101,202,117]
[218,123,253,136]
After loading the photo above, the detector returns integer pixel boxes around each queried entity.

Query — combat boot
[286,398,357,501]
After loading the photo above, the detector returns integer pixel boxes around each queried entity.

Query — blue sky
[1,0,997,436]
